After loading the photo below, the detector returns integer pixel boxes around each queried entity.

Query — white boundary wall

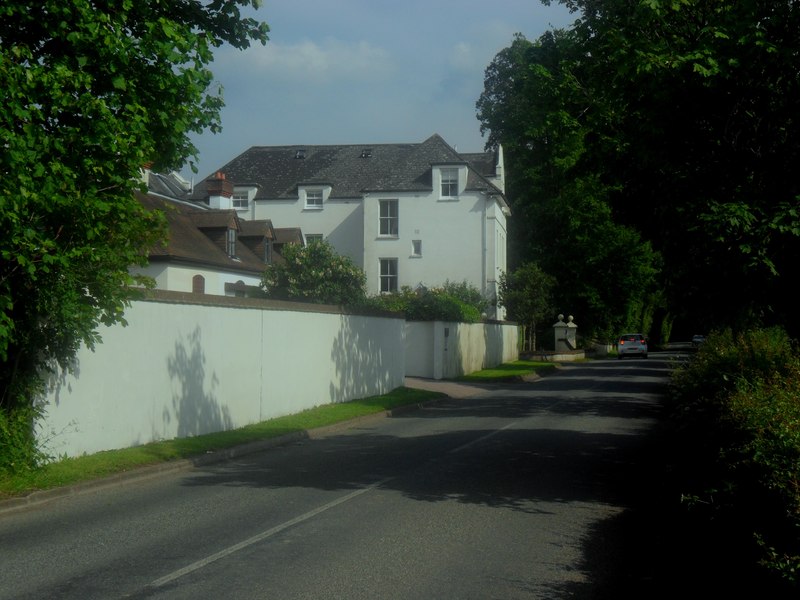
[39,293,405,458]
[405,321,518,380]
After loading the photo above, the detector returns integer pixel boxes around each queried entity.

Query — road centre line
[447,422,515,454]
[145,477,393,590]
[146,422,520,590]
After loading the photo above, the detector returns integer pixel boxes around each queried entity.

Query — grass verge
[457,359,558,381]
[1,360,558,501]
[0,387,443,499]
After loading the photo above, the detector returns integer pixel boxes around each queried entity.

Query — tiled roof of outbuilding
[239,219,275,240]
[190,210,238,230]
[189,134,503,201]
[273,227,304,245]
[136,192,268,274]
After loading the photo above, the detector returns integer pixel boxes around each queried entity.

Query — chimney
[139,161,154,187]
[206,171,234,209]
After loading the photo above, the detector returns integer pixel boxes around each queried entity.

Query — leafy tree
[554,0,800,335]
[477,31,589,265]
[477,31,661,340]
[480,1,800,337]
[262,241,367,306]
[0,0,268,471]
[498,262,556,352]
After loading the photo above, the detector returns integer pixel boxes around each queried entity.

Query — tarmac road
[1,355,692,599]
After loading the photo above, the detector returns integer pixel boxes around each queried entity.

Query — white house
[133,172,277,297]
[190,134,510,317]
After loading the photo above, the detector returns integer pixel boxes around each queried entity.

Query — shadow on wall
[444,324,465,380]
[166,325,232,438]
[46,355,81,408]
[329,316,397,403]
[484,323,506,369]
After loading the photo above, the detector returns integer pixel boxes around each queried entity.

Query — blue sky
[181,0,577,180]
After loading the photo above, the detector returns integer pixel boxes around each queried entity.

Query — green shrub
[366,284,485,323]
[671,327,795,409]
[439,280,490,315]
[0,402,49,475]
[669,327,800,587]
[406,292,479,322]
[726,369,800,583]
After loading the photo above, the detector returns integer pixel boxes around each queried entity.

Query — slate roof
[239,219,274,239]
[189,134,505,202]
[136,191,269,274]
[273,227,303,244]
[146,171,192,200]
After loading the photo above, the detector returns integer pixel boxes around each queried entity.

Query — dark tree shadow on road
[177,355,795,598]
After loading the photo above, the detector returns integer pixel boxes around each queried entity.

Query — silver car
[617,333,648,359]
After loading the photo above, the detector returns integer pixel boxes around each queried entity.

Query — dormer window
[226,228,237,257]
[232,192,249,209]
[232,185,257,211]
[441,168,459,198]
[305,189,323,209]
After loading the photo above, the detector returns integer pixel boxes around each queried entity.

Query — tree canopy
[477,31,661,340]
[0,0,268,468]
[478,0,800,338]
[498,262,556,351]
[261,241,367,306]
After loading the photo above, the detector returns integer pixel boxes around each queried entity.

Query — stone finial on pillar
[553,314,578,352]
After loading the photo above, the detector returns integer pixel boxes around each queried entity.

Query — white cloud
[449,42,476,71]
[235,38,393,83]
[185,1,578,178]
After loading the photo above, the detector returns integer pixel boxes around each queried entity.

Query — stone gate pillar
[553,314,577,352]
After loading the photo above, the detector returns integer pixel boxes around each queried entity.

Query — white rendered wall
[247,188,507,311]
[404,322,435,378]
[39,295,405,458]
[251,197,365,268]
[133,263,262,296]
[363,190,506,300]
[404,321,519,380]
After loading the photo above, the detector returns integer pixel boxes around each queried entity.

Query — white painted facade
[245,180,508,318]
[233,163,508,317]
[241,189,366,269]
[362,167,508,310]
[133,262,262,296]
[194,136,510,318]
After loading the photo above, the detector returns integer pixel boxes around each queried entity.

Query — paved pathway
[402,376,489,399]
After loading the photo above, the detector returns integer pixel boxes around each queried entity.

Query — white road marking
[448,422,515,454]
[147,421,518,590]
[146,477,392,589]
